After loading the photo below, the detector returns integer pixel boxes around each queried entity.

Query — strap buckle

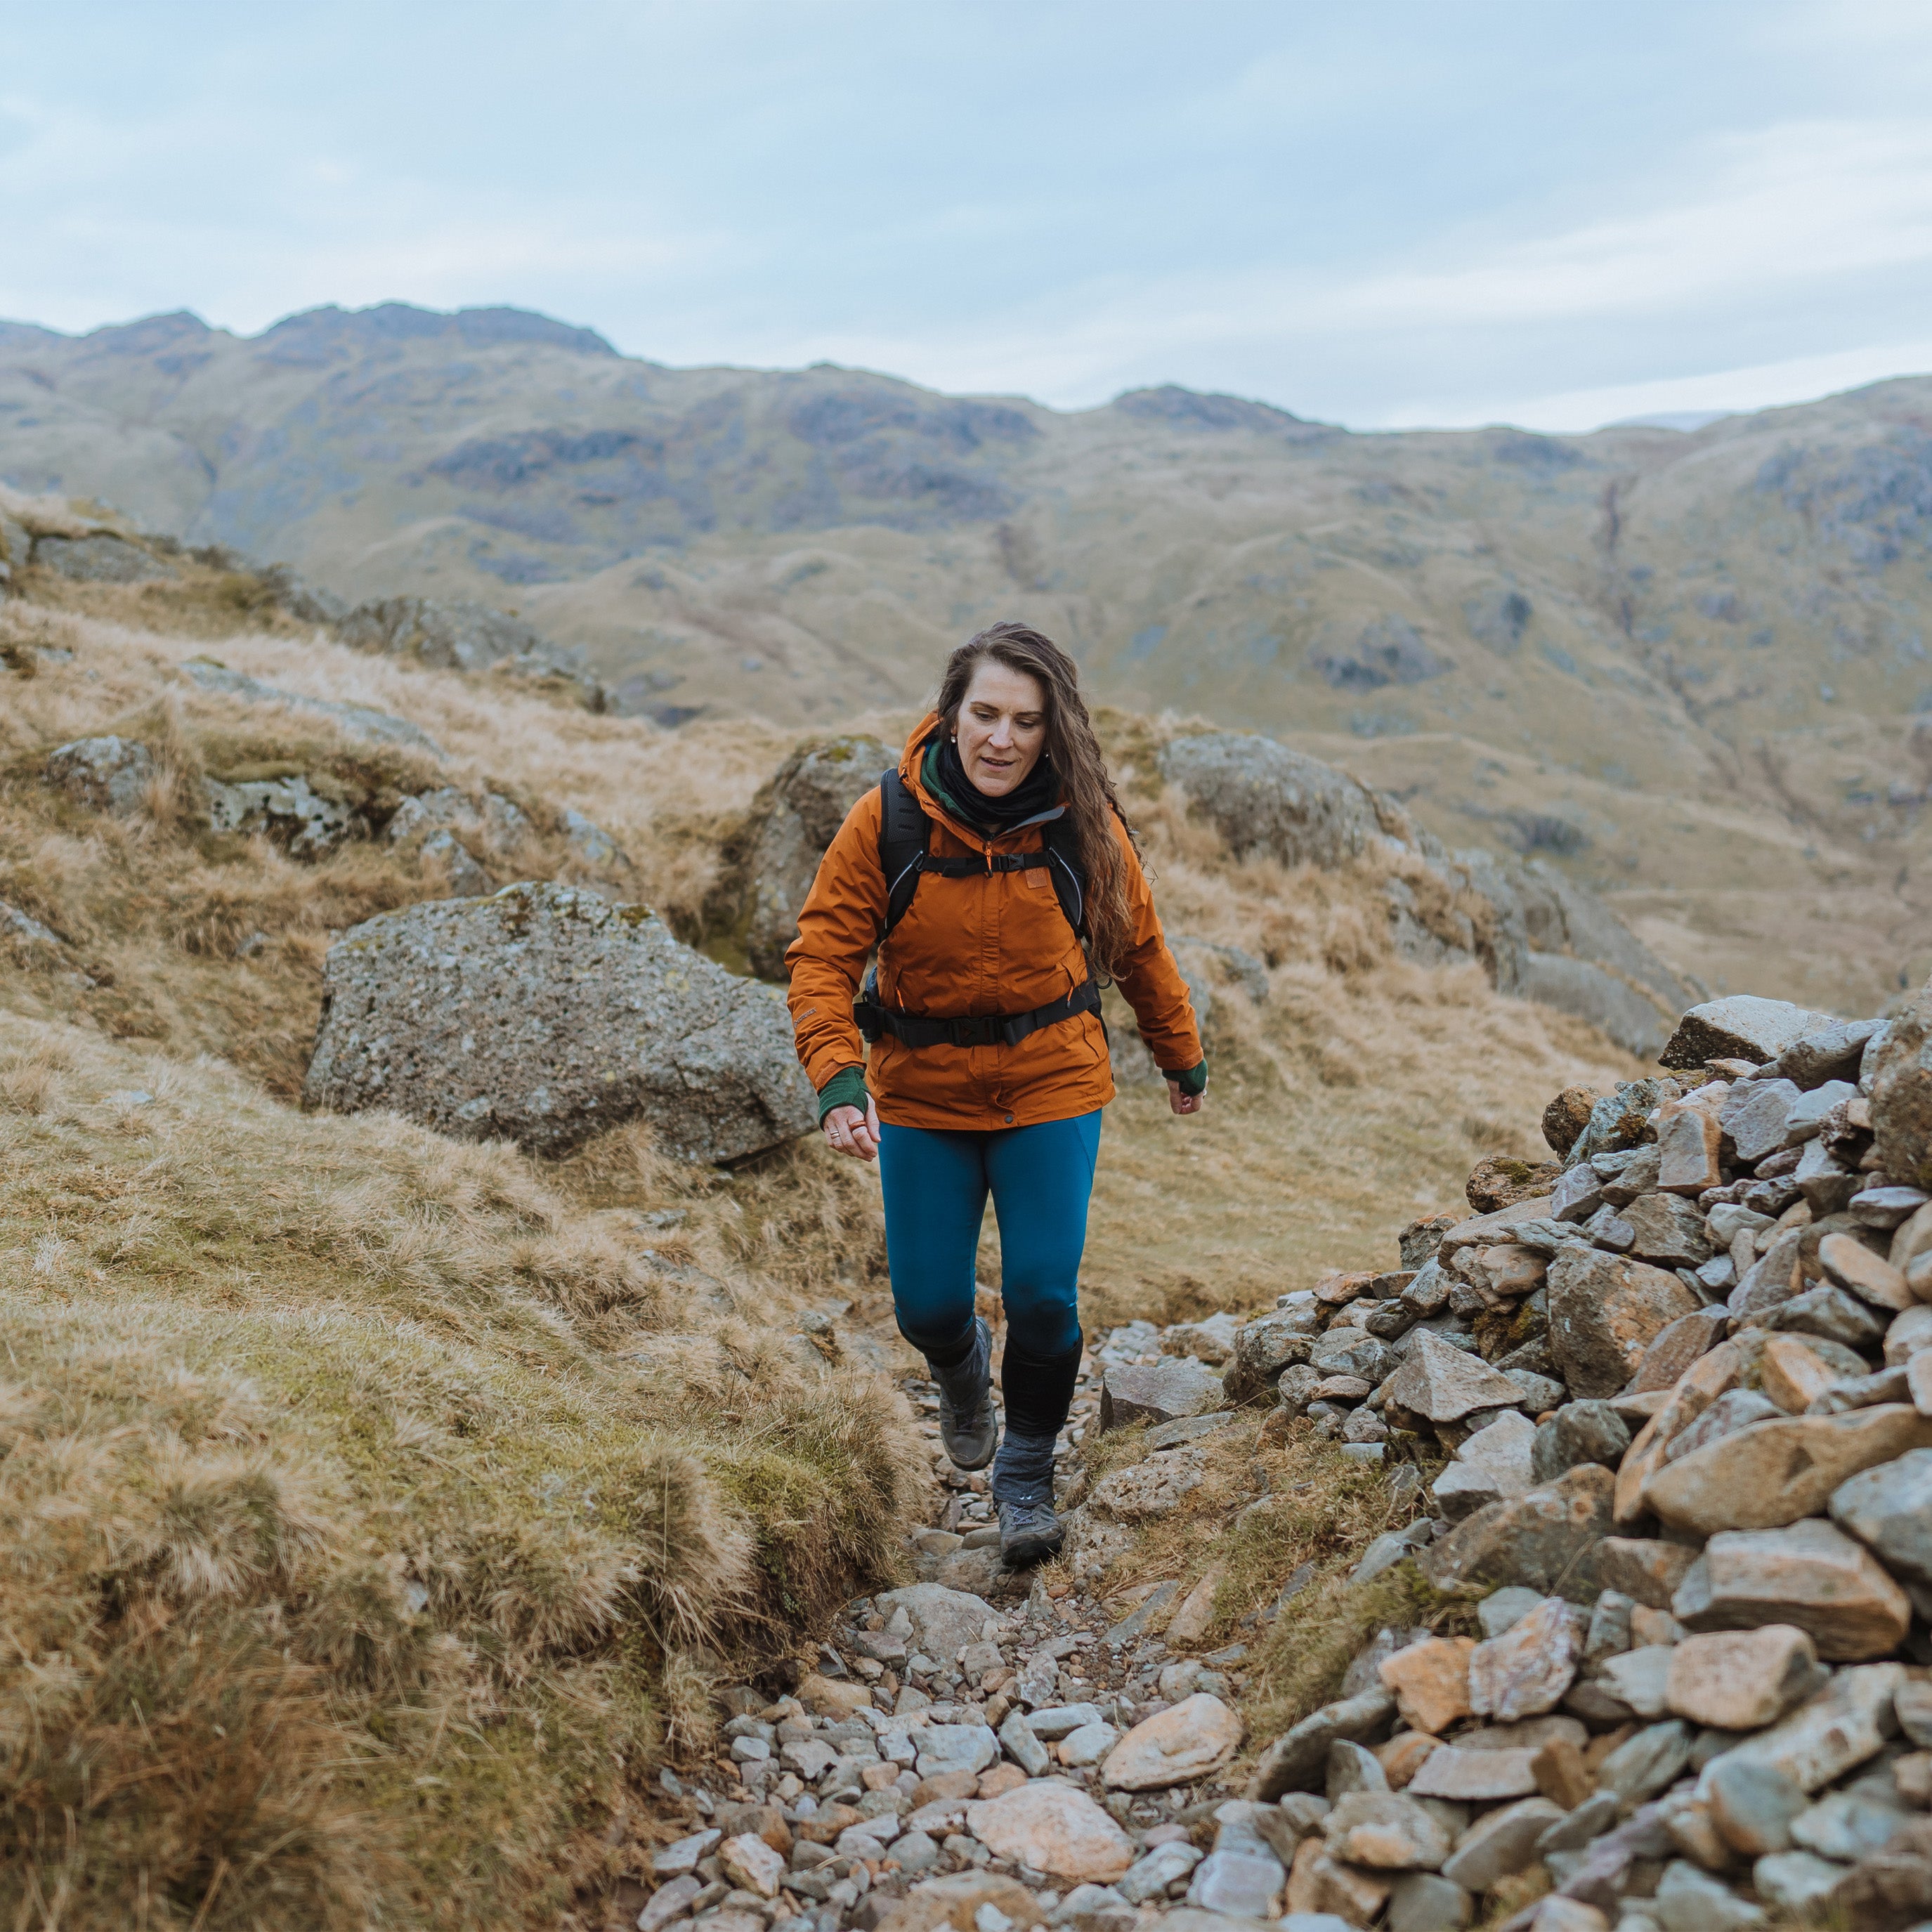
[944,1014,1005,1047]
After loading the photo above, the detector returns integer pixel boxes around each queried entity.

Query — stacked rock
[1223,990,1932,1929]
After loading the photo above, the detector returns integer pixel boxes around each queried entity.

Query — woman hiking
[786,622,1206,1567]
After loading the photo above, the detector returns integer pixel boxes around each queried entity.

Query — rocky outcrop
[381,787,535,896]
[204,773,360,858]
[35,533,178,584]
[183,656,442,753]
[337,596,608,710]
[1156,733,1401,868]
[721,736,894,980]
[1158,728,1693,1057]
[303,882,816,1161]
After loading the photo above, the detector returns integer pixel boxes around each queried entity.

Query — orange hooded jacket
[785,716,1203,1131]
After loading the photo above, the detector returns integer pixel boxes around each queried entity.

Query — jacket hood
[897,712,942,787]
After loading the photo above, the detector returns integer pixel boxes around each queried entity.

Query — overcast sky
[7,1,1932,430]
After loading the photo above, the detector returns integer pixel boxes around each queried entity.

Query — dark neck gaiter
[931,732,1059,832]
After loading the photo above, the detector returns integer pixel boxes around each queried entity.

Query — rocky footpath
[632,987,1932,1932]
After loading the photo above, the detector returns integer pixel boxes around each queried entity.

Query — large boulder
[1869,990,1932,1189]
[1158,731,1396,868]
[724,736,894,980]
[1660,995,1841,1069]
[303,882,816,1161]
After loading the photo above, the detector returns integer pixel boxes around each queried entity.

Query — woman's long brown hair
[936,621,1140,979]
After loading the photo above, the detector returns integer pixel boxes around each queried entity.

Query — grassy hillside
[4,304,1931,1010]
[0,562,1646,1924]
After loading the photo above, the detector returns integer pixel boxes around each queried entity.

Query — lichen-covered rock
[561,806,629,869]
[303,882,816,1161]
[205,773,359,859]
[1546,1248,1699,1399]
[1465,1155,1562,1214]
[1567,1077,1679,1166]
[387,787,530,851]
[1421,1462,1614,1596]
[1870,988,1932,1190]
[44,736,155,814]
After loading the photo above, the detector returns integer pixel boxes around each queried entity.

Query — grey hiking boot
[932,1317,998,1470]
[996,1492,1064,1568]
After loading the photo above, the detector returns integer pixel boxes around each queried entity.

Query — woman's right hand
[823,1097,882,1163]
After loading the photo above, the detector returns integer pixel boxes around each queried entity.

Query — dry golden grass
[0,1017,922,1930]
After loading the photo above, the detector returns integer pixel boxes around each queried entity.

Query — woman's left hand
[1166,1079,1205,1117]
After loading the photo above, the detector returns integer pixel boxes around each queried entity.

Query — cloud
[724,115,1932,423]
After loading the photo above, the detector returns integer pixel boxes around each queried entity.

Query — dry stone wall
[1196,988,1932,1929]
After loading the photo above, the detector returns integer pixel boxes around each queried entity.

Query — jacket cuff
[816,1064,869,1124]
[1162,1060,1208,1097]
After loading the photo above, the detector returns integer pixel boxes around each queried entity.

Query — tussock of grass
[1245,1558,1480,1740]
[1076,1416,1479,1749]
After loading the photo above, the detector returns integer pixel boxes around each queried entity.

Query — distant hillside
[4,301,1931,1010]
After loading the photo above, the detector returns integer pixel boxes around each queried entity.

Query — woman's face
[954,661,1048,797]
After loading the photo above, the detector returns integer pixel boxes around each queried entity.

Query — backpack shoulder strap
[1038,811,1086,936]
[875,769,931,941]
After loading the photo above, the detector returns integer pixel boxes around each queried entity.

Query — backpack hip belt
[854,970,1100,1050]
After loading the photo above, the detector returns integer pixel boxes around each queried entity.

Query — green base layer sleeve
[816,1064,869,1123]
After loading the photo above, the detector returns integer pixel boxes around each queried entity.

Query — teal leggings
[878,1111,1101,1435]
